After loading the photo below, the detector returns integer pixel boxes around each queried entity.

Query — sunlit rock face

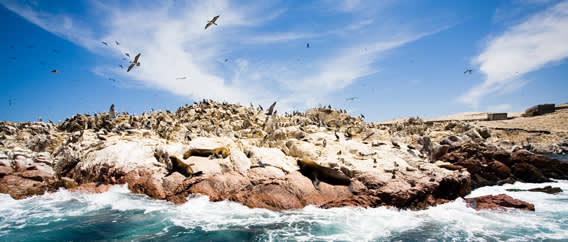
[0,100,564,211]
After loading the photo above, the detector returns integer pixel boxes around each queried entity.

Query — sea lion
[183,147,230,159]
[297,159,351,190]
[169,155,194,176]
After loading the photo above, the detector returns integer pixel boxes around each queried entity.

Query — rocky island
[1,101,567,211]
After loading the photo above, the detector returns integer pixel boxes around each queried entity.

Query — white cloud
[2,0,447,113]
[460,1,568,108]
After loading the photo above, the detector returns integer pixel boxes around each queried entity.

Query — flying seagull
[266,101,277,115]
[115,41,120,46]
[464,69,472,74]
[127,53,141,72]
[109,78,116,82]
[176,77,187,80]
[51,69,60,74]
[346,97,358,101]
[102,41,108,46]
[119,64,124,69]
[125,53,130,58]
[205,15,219,29]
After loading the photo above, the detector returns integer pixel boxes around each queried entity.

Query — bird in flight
[127,53,141,72]
[205,15,219,29]
[464,69,472,74]
[266,101,277,115]
[346,97,358,101]
[102,41,108,46]
[115,41,120,46]
[176,77,187,80]
[119,64,124,69]
[306,43,310,48]
[108,78,116,82]
[125,53,130,58]
[51,69,60,74]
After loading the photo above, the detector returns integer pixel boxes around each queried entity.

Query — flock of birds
[6,14,478,111]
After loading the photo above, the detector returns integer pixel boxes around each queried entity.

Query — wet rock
[0,175,47,199]
[511,163,550,183]
[68,182,111,193]
[121,169,166,199]
[466,194,534,211]
[528,186,563,194]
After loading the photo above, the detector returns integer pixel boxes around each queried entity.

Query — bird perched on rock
[266,101,277,115]
[464,69,472,74]
[205,15,219,29]
[109,104,117,120]
[127,53,141,72]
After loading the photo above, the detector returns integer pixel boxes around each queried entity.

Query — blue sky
[1,0,567,123]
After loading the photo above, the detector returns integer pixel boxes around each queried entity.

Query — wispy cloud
[2,0,451,112]
[460,1,568,108]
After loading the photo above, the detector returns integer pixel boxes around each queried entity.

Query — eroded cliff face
[0,101,563,210]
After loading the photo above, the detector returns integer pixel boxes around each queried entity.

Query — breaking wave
[1,181,567,241]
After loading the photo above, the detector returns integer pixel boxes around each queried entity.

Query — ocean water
[547,153,568,162]
[1,179,568,242]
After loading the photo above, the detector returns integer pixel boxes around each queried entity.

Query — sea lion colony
[1,100,567,210]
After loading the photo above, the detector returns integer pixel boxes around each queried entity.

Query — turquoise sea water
[1,154,567,241]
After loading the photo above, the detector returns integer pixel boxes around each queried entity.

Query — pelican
[127,53,141,72]
[205,15,219,29]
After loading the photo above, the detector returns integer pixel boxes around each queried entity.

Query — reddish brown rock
[466,194,534,211]
[121,169,166,199]
[0,165,13,177]
[68,182,112,193]
[439,142,568,189]
[0,174,48,199]
[490,160,511,179]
